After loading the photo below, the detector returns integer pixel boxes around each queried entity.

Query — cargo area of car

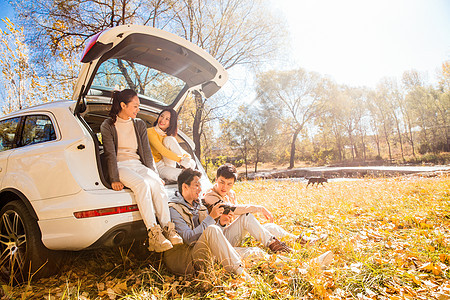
[79,101,195,188]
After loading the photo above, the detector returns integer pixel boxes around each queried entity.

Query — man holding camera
[204,164,324,248]
[203,163,293,253]
[163,168,257,279]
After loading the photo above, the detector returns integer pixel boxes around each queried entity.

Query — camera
[220,204,236,215]
[201,199,236,215]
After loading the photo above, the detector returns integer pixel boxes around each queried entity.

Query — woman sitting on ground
[100,89,182,252]
[147,108,196,182]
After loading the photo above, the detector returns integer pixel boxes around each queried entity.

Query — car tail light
[74,205,139,219]
[80,28,113,63]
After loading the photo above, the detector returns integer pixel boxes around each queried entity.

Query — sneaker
[164,221,183,245]
[310,250,334,269]
[147,224,173,252]
[297,233,328,246]
[268,238,292,253]
[236,267,255,283]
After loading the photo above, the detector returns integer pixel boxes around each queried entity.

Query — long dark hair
[153,108,178,136]
[109,89,138,122]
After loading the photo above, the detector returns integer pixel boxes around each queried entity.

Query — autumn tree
[256,68,326,169]
[167,0,286,158]
[378,78,406,161]
[14,0,286,159]
[221,107,252,178]
[400,70,421,157]
[436,61,450,151]
[0,18,42,114]
[368,85,395,161]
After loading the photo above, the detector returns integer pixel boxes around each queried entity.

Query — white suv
[0,25,227,282]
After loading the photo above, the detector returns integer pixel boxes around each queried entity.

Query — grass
[1,174,449,299]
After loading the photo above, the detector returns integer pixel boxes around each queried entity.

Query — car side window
[0,117,20,152]
[21,115,56,146]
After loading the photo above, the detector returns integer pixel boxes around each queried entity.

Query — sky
[0,0,449,88]
[270,0,450,88]
[0,0,13,28]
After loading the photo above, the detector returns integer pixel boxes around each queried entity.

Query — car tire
[0,200,60,284]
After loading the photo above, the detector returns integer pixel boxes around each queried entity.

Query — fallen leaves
[2,175,449,299]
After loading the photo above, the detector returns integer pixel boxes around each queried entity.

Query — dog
[306,177,328,187]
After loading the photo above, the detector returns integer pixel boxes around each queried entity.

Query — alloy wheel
[0,209,27,280]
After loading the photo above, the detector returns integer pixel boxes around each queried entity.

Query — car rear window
[20,115,56,146]
[91,58,185,106]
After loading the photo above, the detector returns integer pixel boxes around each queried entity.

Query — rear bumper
[36,188,146,250]
[38,210,145,250]
[86,219,147,249]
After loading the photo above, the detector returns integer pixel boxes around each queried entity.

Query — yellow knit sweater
[147,127,181,163]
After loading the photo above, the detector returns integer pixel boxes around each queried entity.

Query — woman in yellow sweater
[148,108,196,182]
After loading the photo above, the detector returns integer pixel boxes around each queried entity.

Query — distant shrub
[405,152,450,165]
[311,148,338,165]
[418,143,431,155]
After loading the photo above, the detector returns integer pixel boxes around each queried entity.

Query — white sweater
[115,117,140,162]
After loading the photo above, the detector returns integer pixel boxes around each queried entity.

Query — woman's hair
[154,108,178,136]
[216,163,238,182]
[109,89,138,122]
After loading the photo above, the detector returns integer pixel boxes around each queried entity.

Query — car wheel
[0,200,58,284]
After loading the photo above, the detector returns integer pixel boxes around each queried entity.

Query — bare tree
[368,86,395,161]
[171,0,286,158]
[401,70,421,157]
[379,78,406,161]
[14,0,286,159]
[256,68,326,169]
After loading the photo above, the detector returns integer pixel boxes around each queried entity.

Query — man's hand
[111,181,124,191]
[209,202,224,219]
[219,211,234,226]
[261,207,273,223]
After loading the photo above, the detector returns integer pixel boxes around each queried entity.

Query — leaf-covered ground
[2,174,449,299]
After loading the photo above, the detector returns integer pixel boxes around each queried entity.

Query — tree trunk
[348,132,357,160]
[383,124,392,160]
[243,141,248,179]
[361,136,366,161]
[374,133,381,158]
[289,128,301,169]
[408,125,416,157]
[395,120,405,161]
[254,148,260,173]
[192,91,203,159]
[334,132,342,161]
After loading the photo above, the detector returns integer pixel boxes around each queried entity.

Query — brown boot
[164,221,183,245]
[147,224,173,252]
[268,237,292,253]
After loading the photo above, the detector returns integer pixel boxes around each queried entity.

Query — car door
[0,117,20,187]
[5,114,81,200]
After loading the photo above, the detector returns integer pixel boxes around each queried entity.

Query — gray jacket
[100,117,156,183]
[163,191,215,275]
[168,191,215,245]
